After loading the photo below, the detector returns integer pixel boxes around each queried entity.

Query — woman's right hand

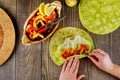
[88,49,114,72]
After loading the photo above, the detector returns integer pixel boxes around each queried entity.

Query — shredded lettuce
[60,36,90,50]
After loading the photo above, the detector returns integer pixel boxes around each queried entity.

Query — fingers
[89,49,109,60]
[88,56,98,66]
[89,51,103,60]
[92,49,107,56]
[69,57,79,73]
[61,61,67,73]
[66,58,74,72]
[77,74,85,80]
[62,57,80,73]
[73,58,80,74]
[88,49,108,66]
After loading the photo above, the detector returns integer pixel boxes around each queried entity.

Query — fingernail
[82,75,85,77]
[80,74,85,78]
[82,76,85,78]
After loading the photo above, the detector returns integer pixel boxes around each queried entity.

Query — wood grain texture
[0,0,16,80]
[0,0,120,80]
[16,0,42,80]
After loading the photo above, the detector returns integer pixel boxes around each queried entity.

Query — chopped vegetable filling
[62,44,88,59]
[26,4,58,41]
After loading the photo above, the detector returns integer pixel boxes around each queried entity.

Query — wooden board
[0,0,120,80]
[0,8,15,65]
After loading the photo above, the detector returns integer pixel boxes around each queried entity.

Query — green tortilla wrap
[79,0,120,34]
[49,27,94,66]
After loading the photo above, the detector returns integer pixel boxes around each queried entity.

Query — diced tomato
[73,50,79,55]
[79,45,88,54]
[31,15,37,21]
[29,15,37,25]
[27,25,35,33]
[61,48,74,59]
[44,12,57,22]
[62,51,70,59]
[81,45,88,51]
[62,54,67,59]
[61,44,89,59]
[79,48,84,54]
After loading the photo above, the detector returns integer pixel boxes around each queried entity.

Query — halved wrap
[22,1,62,45]
[79,0,120,34]
[49,27,94,66]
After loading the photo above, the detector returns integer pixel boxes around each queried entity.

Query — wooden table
[0,0,120,80]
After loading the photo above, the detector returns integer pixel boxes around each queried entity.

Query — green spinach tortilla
[79,0,120,34]
[49,27,94,66]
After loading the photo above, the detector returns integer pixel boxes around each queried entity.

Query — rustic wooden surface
[0,0,120,80]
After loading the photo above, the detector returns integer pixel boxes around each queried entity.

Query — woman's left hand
[59,57,85,80]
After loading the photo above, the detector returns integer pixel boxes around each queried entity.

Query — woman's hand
[59,57,85,80]
[88,49,114,72]
[88,49,120,79]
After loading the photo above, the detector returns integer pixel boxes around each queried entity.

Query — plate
[0,8,15,65]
